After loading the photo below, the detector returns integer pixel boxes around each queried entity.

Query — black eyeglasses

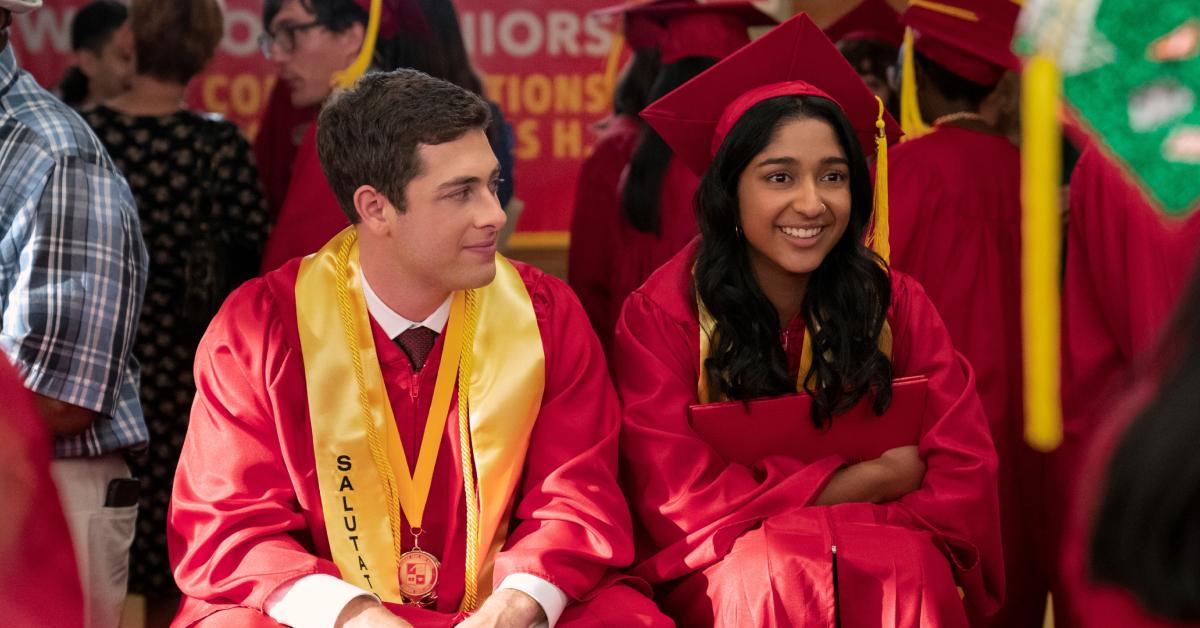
[258,20,323,59]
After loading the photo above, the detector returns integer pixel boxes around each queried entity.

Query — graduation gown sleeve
[168,276,340,614]
[492,267,639,599]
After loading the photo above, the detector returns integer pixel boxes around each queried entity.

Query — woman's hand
[813,445,926,506]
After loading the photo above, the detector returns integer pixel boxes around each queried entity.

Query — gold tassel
[1020,54,1063,451]
[870,96,891,264]
[900,27,933,141]
[331,0,382,90]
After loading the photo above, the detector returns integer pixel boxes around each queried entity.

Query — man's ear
[353,185,395,236]
[76,50,100,79]
[335,21,366,69]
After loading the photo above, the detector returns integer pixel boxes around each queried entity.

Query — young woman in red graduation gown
[613,14,1003,627]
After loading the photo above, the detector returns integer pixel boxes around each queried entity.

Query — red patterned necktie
[395,326,438,371]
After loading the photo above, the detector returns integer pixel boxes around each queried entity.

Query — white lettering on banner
[461,10,612,59]
[14,8,74,55]
[221,8,262,58]
[546,12,580,56]
[498,10,541,58]
[582,16,611,57]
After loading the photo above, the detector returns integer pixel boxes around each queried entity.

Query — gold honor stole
[696,296,893,404]
[296,228,545,607]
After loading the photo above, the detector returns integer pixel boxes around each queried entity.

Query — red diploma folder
[688,376,929,465]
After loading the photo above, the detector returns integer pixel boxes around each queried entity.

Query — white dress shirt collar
[360,269,452,338]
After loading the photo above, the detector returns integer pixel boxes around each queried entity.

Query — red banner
[11,0,623,232]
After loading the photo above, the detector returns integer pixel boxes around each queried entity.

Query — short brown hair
[131,0,223,84]
[317,69,491,222]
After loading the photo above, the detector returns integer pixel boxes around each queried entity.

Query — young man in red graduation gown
[1053,147,1200,627]
[567,1,774,355]
[885,2,1034,625]
[615,14,1003,626]
[168,69,668,628]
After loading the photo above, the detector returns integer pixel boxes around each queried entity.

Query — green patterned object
[1018,0,1200,215]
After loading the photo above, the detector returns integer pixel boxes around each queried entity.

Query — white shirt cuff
[496,573,569,628]
[265,574,377,628]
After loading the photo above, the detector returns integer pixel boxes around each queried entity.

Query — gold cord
[458,289,481,611]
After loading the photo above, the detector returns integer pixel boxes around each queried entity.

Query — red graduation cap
[902,0,1021,85]
[641,11,902,178]
[824,0,904,48]
[624,1,778,64]
[590,0,675,50]
[351,0,429,40]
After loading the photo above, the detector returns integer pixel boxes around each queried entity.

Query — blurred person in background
[83,0,270,624]
[1051,256,1200,628]
[568,1,661,354]
[823,0,902,117]
[1,1,149,626]
[568,0,775,359]
[58,0,132,109]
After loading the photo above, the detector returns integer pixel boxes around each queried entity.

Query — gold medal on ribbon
[398,529,439,605]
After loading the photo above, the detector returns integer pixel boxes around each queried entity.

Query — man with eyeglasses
[256,0,407,274]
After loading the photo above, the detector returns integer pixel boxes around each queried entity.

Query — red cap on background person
[350,0,428,40]
[641,12,901,178]
[625,0,777,64]
[590,0,675,50]
[902,0,1021,86]
[825,0,903,48]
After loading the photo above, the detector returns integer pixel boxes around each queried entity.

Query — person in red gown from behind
[0,356,84,628]
[614,14,1003,627]
[1060,258,1200,628]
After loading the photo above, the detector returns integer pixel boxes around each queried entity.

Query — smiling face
[367,129,507,294]
[266,0,362,107]
[737,115,853,289]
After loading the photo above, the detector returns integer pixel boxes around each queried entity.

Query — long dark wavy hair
[1089,260,1200,621]
[695,95,893,426]
[620,56,717,234]
[612,47,661,118]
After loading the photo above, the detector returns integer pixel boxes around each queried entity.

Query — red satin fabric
[888,125,1040,626]
[0,357,83,627]
[567,140,701,357]
[1054,147,1200,627]
[613,242,1003,626]
[568,115,642,353]
[168,258,666,626]
[258,125,350,274]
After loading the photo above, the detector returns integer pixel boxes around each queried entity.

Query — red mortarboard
[640,12,902,178]
[824,0,903,48]
[625,1,777,64]
[351,0,429,40]
[902,0,1021,85]
[590,0,677,50]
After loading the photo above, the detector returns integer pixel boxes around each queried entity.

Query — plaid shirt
[0,44,148,457]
